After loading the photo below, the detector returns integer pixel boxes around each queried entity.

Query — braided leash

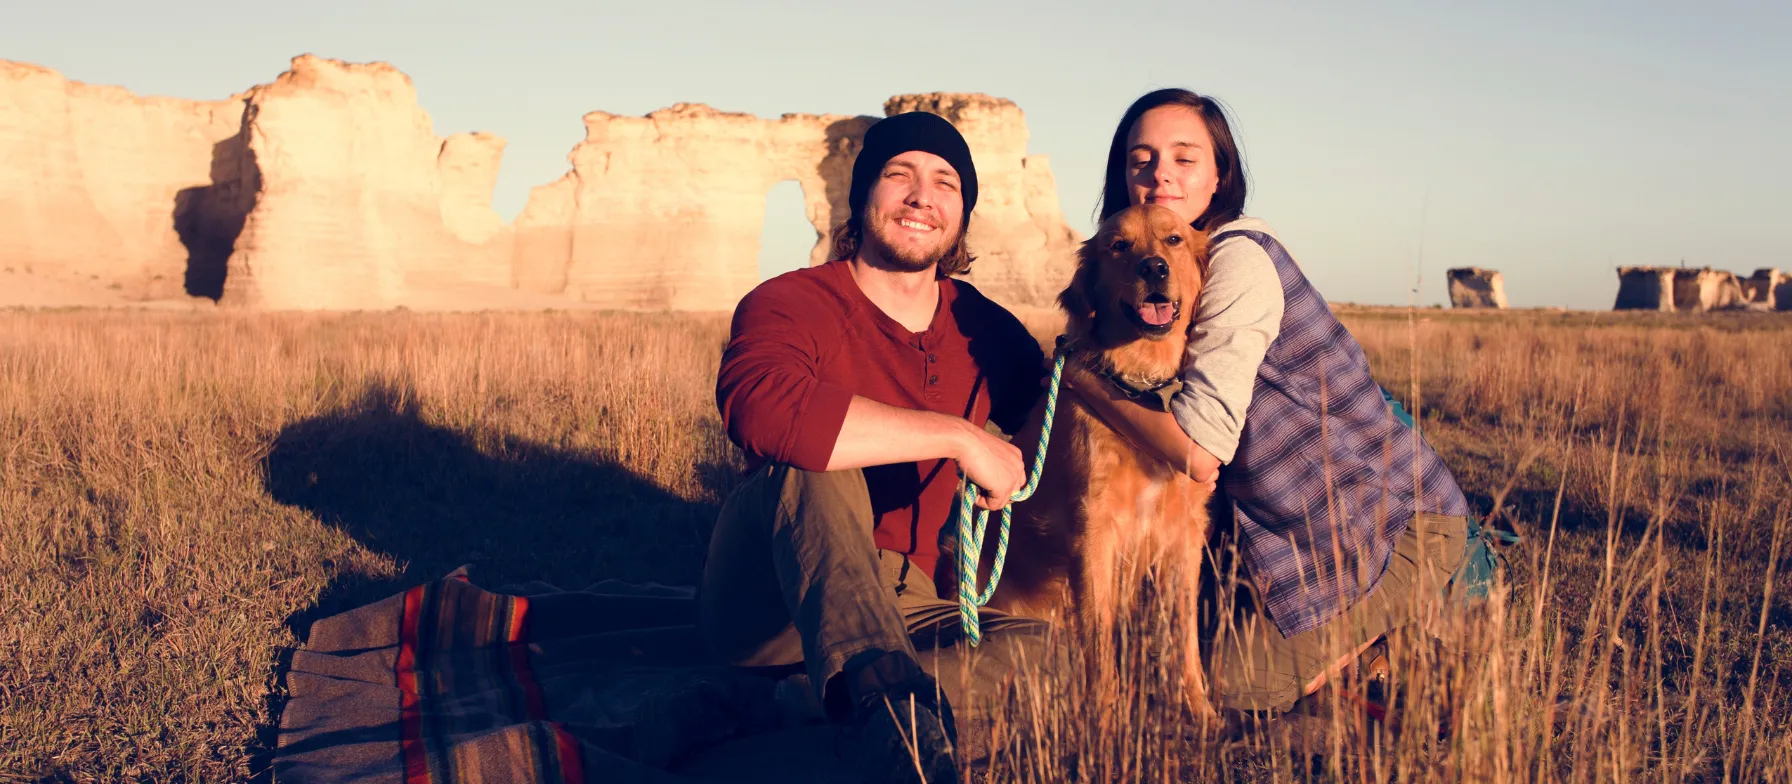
[956,346,1068,645]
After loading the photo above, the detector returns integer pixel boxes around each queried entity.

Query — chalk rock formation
[518,93,1079,310]
[0,60,244,299]
[1614,267,1676,311]
[1671,268,1746,313]
[512,173,578,294]
[883,94,1080,306]
[1445,267,1507,309]
[1742,268,1791,311]
[1613,266,1773,312]
[1,55,516,309]
[3,55,1081,311]
[438,131,508,247]
[516,104,872,310]
[222,56,513,308]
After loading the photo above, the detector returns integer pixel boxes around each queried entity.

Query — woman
[1063,88,1475,715]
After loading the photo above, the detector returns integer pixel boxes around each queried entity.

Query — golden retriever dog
[975,204,1217,717]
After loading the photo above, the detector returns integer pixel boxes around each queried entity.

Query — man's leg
[882,554,1063,726]
[698,464,928,715]
[1206,514,1469,713]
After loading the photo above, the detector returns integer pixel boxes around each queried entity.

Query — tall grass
[0,307,1787,781]
[964,308,1792,782]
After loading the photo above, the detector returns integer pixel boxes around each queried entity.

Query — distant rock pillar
[1446,267,1507,309]
[1671,268,1747,313]
[1742,268,1791,311]
[1614,267,1675,311]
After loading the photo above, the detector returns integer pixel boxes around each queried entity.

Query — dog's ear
[1059,239,1101,338]
[1188,230,1213,283]
[1182,233,1213,342]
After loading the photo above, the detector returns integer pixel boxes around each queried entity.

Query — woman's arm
[1168,229,1285,463]
[1063,365,1221,484]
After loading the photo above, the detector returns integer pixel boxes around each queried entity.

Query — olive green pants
[1205,513,1469,712]
[696,463,1062,724]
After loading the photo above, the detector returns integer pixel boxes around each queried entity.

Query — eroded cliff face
[438,132,508,248]
[1615,267,1676,311]
[1742,269,1791,311]
[3,56,1081,311]
[511,173,578,295]
[0,60,244,300]
[1613,266,1785,312]
[525,104,872,311]
[221,55,513,309]
[515,94,1079,310]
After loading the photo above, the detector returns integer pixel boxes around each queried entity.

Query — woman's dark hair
[1098,89,1248,231]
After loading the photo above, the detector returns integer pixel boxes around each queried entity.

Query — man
[701,112,1053,783]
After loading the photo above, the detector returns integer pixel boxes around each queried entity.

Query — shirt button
[926,353,937,364]
[928,374,939,385]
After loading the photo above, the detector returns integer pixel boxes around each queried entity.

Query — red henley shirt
[716,260,1047,579]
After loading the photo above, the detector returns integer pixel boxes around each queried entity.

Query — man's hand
[954,423,1026,510]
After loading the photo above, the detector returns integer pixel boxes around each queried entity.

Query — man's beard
[860,206,959,273]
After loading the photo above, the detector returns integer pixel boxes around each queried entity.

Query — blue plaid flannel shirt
[1214,229,1471,638]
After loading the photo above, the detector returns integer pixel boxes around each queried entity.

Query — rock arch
[511,105,872,311]
[756,179,820,282]
[511,94,1081,310]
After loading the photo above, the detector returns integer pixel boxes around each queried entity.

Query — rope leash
[956,346,1068,645]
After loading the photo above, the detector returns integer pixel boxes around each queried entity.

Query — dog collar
[1090,365,1183,412]
[1057,337,1183,412]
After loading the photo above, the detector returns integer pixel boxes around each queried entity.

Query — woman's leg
[1206,514,1469,712]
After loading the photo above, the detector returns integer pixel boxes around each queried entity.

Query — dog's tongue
[1137,302,1176,326]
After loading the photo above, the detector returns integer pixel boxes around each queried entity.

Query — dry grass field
[1,305,1788,782]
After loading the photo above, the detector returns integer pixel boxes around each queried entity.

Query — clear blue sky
[6,0,1787,308]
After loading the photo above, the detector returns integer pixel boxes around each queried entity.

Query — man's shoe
[842,691,959,784]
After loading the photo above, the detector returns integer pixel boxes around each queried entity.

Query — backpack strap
[1208,229,1277,252]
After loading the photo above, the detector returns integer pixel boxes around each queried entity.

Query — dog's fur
[980,204,1218,716]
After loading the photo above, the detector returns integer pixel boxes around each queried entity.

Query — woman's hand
[1059,362,1222,487]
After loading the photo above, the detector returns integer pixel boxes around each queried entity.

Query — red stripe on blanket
[397,584,429,784]
[507,595,528,643]
[505,597,550,727]
[554,723,586,784]
[501,596,583,783]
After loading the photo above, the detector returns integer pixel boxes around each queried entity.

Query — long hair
[1097,89,1248,231]
[829,212,975,278]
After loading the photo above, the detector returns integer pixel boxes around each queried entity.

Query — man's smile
[896,218,937,233]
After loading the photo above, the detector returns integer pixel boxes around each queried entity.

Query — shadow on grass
[263,380,731,641]
[243,379,741,776]
[251,380,740,778]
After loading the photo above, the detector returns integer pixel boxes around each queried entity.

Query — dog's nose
[1139,256,1170,282]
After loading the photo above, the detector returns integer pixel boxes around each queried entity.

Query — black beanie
[849,111,979,220]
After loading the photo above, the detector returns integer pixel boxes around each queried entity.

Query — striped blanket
[274,571,852,783]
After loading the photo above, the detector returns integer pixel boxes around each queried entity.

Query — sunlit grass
[0,306,1786,781]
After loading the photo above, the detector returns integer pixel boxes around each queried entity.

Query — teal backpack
[1380,387,1521,601]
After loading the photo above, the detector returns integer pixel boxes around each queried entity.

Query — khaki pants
[696,464,1062,725]
[1205,513,1469,712]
